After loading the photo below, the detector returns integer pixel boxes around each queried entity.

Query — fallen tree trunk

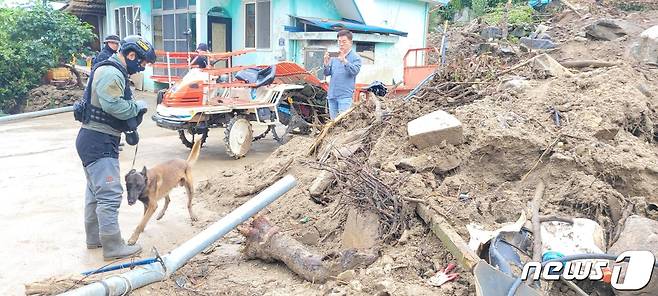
[240,216,378,283]
[560,60,618,69]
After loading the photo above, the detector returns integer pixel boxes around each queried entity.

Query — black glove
[124,130,139,146]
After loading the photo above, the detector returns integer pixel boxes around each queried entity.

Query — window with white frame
[114,6,141,39]
[244,0,271,49]
[152,0,197,75]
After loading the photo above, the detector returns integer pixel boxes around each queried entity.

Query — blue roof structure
[291,16,408,37]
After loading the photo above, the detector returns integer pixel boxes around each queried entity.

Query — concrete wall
[106,0,156,91]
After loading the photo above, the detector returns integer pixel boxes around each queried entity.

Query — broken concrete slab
[520,37,557,50]
[477,43,515,56]
[480,26,503,40]
[532,54,572,77]
[632,25,658,65]
[608,215,658,296]
[395,154,461,173]
[342,209,379,249]
[309,170,335,197]
[584,19,629,41]
[407,110,464,149]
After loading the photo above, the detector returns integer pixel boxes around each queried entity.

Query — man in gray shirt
[323,30,361,119]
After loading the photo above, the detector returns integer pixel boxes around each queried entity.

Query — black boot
[85,220,102,249]
[100,232,142,261]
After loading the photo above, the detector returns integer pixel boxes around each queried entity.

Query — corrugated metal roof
[292,16,408,37]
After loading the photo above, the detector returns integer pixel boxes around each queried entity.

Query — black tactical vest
[74,59,137,132]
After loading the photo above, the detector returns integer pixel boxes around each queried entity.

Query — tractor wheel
[224,116,253,159]
[178,129,208,149]
[271,123,292,145]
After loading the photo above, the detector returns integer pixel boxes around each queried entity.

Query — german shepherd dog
[124,139,202,245]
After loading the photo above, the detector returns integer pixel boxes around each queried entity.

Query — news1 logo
[521,251,655,291]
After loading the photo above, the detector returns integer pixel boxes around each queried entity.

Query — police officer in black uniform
[92,35,121,66]
[74,35,156,261]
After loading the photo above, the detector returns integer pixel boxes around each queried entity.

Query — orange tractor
[151,47,439,158]
[151,50,330,158]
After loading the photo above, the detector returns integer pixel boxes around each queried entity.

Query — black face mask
[125,58,144,75]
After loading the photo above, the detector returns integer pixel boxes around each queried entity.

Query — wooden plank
[416,203,482,271]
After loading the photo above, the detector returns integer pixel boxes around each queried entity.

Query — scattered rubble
[22,85,83,113]
[608,216,658,295]
[584,19,630,41]
[632,25,658,65]
[30,2,658,296]
[520,37,557,50]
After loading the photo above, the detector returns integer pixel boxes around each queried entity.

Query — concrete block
[608,215,658,296]
[407,110,464,148]
[585,19,629,41]
[309,170,335,197]
[632,25,658,65]
[532,54,572,77]
[520,37,557,50]
[480,26,503,40]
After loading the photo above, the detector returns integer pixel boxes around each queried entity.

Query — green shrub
[0,5,94,113]
[433,0,529,22]
[481,3,535,25]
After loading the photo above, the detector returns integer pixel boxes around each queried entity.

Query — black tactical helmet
[120,35,157,64]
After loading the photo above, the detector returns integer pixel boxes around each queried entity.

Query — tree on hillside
[0,4,94,113]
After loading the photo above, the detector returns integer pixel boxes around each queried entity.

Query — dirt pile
[130,4,658,296]
[22,5,658,296]
[22,85,82,113]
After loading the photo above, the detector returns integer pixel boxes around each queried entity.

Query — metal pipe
[60,175,297,296]
[0,106,74,124]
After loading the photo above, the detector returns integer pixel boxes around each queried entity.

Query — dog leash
[131,143,139,169]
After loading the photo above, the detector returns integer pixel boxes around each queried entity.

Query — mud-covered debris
[608,215,658,295]
[632,25,658,65]
[240,216,378,283]
[309,170,335,198]
[396,154,461,174]
[584,19,629,41]
[532,53,572,77]
[520,37,557,50]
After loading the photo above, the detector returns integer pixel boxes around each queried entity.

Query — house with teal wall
[101,0,444,91]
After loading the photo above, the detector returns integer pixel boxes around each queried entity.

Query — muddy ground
[22,2,658,296]
[137,4,658,296]
[0,92,281,296]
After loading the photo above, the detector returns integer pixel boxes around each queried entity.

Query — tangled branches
[321,157,411,242]
[409,54,503,109]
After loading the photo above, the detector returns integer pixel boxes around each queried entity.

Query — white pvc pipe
[0,106,74,124]
[59,175,297,296]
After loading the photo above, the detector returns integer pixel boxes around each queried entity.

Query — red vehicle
[151,50,329,159]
